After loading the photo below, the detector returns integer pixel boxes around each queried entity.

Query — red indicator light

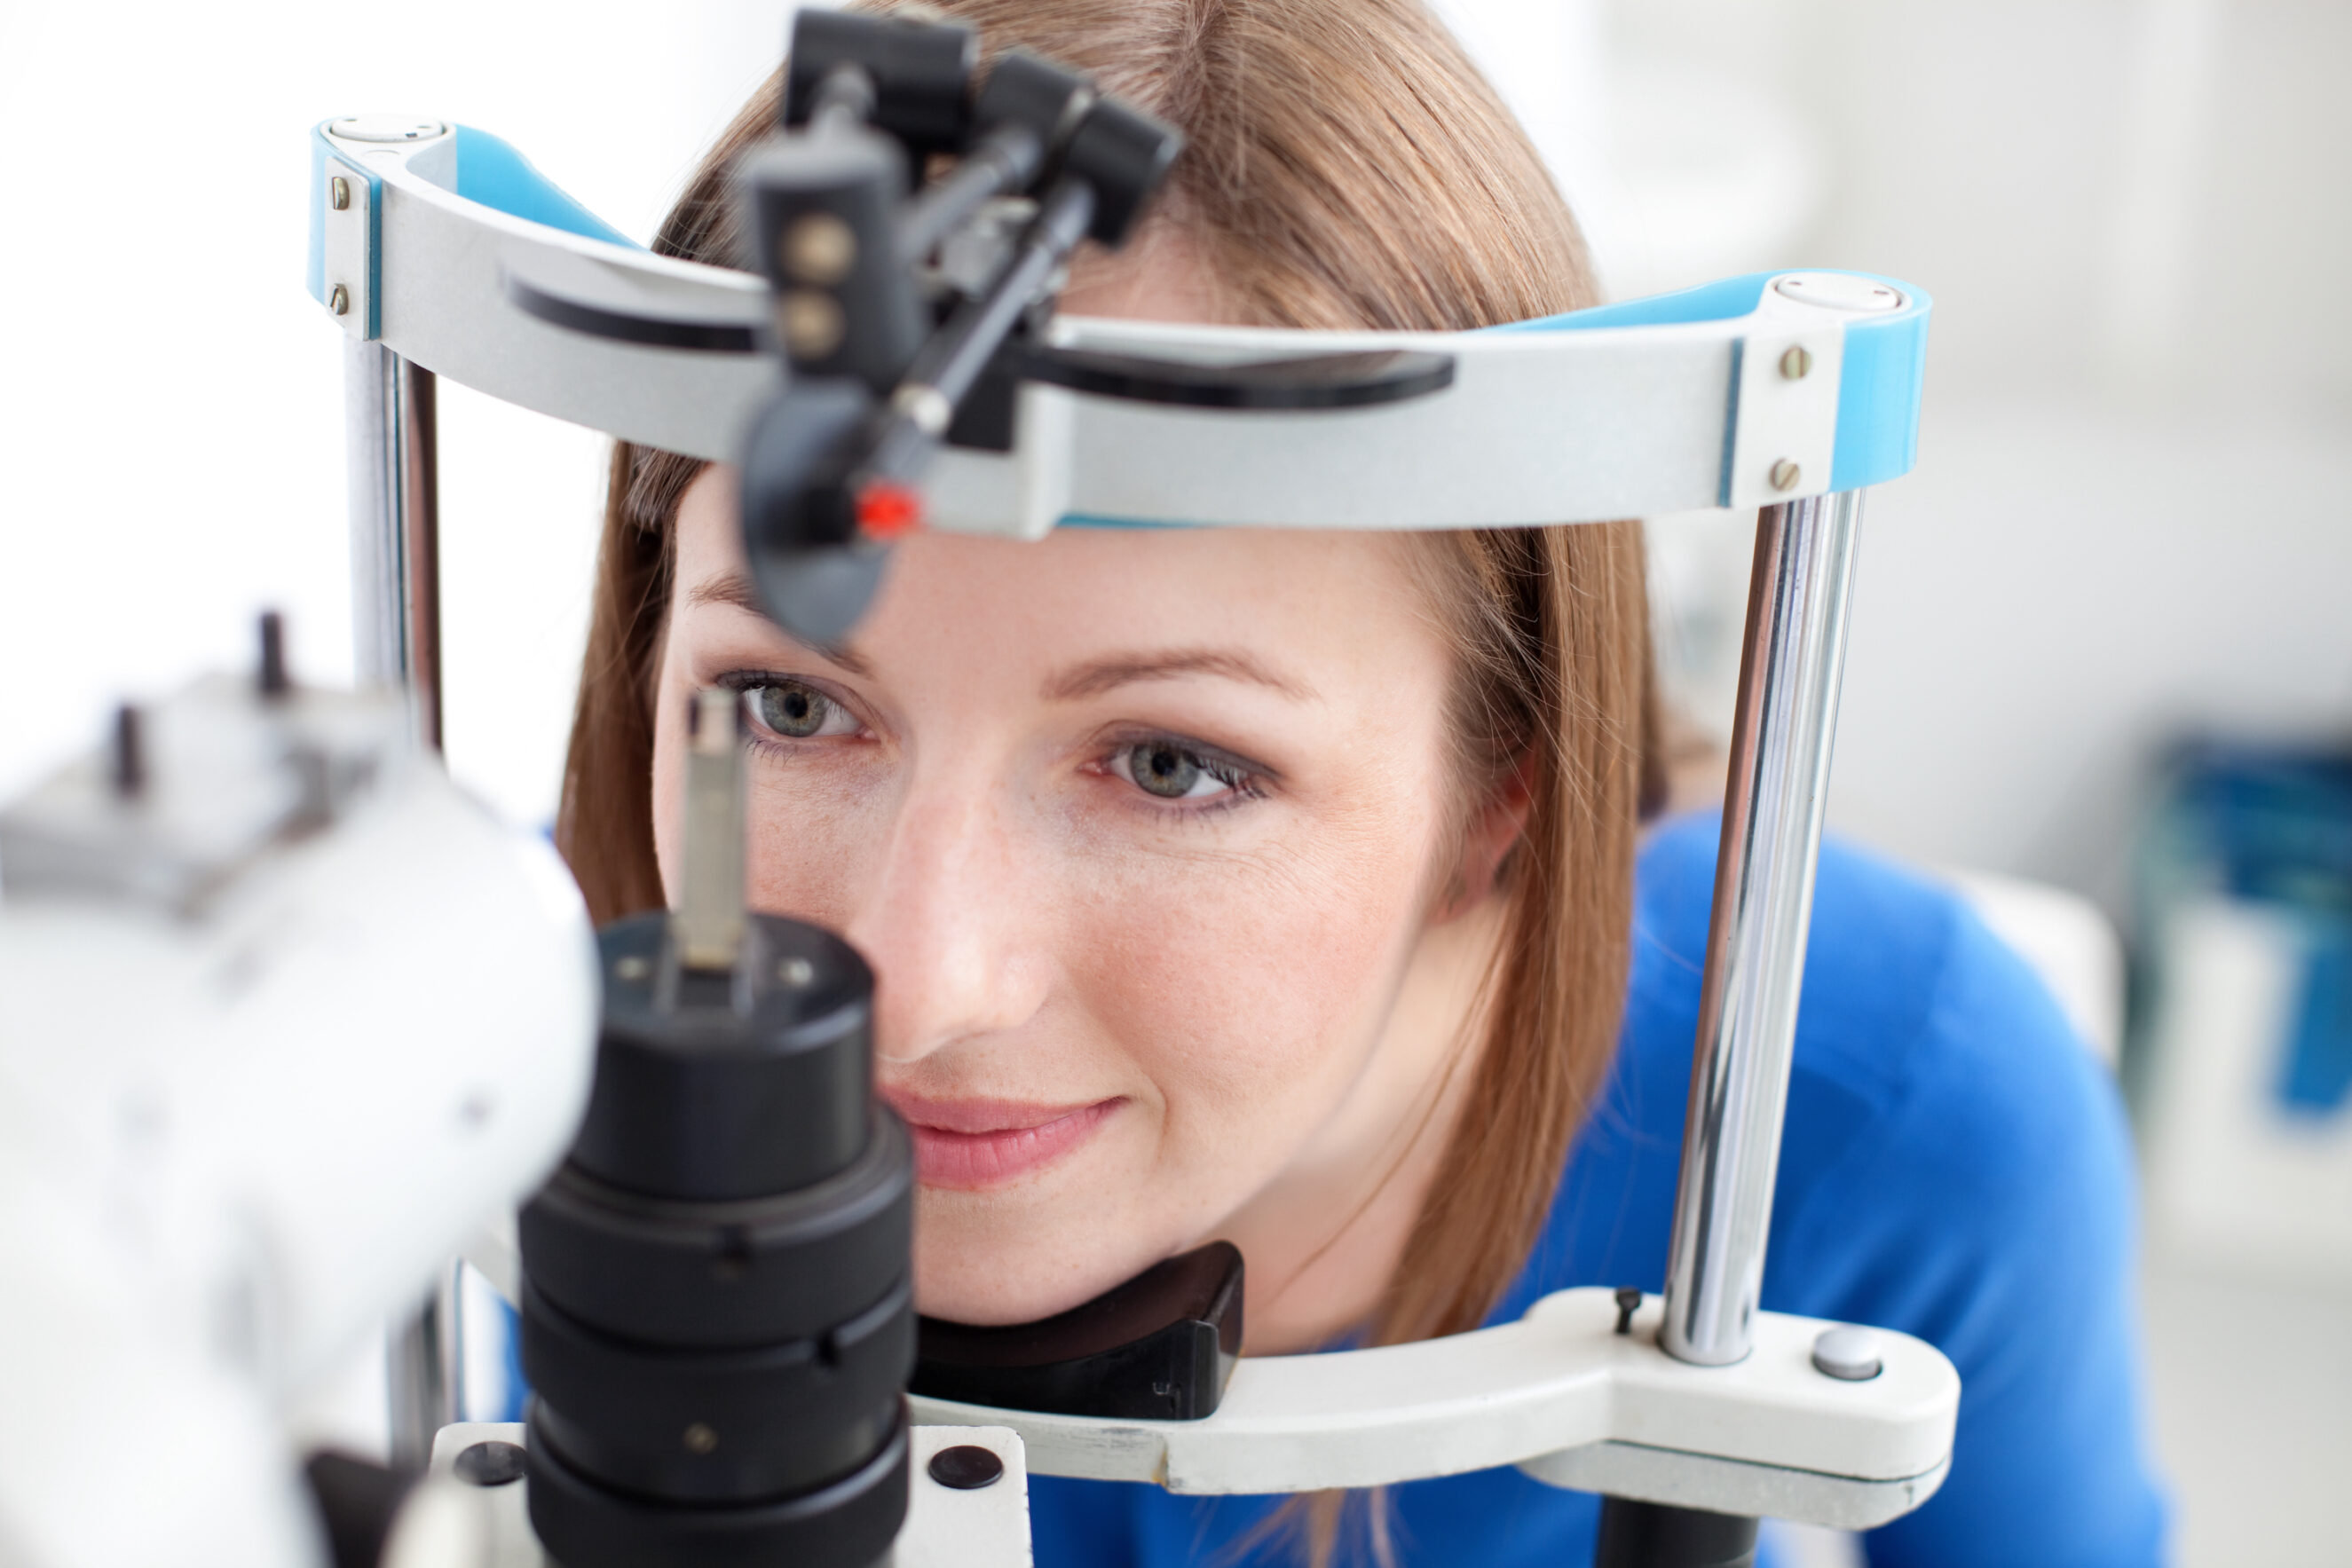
[856,482,923,540]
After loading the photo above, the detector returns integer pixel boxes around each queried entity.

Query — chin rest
[912,1241,1244,1421]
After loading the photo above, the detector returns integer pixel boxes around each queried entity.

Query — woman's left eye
[741,681,859,740]
[1109,739,1251,803]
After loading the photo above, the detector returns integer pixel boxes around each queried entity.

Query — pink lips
[881,1091,1122,1190]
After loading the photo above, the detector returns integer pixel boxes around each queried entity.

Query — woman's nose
[843,779,1053,1064]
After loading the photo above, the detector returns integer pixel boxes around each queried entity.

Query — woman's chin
[911,1206,1174,1328]
[901,1099,1232,1327]
[913,1251,1127,1326]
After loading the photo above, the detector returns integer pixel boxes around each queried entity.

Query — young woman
[559,1,2167,1562]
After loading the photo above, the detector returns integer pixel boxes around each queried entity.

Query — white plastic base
[912,1288,1954,1530]
[415,1422,1033,1568]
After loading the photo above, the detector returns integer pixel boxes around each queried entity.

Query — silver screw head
[779,289,846,359]
[894,382,953,437]
[683,1422,718,1454]
[329,176,351,211]
[1769,458,1802,492]
[328,284,349,317]
[782,213,857,285]
[1811,1325,1885,1381]
[778,956,817,987]
[1779,344,1811,381]
[615,954,651,982]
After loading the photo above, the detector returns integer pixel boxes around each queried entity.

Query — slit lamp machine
[0,12,1938,1568]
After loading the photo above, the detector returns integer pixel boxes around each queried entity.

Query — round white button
[1811,1325,1886,1381]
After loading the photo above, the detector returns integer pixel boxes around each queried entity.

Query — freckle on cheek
[1080,834,1423,1165]
[744,781,876,918]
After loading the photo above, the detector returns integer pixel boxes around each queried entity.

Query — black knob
[785,9,976,154]
[568,913,873,1202]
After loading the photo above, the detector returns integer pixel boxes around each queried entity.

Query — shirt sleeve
[1770,903,2170,1568]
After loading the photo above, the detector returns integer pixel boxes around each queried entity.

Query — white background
[0,1,808,824]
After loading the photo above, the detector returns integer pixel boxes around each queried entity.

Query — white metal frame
[913,1287,1953,1529]
[323,110,1941,1532]
[312,121,1922,524]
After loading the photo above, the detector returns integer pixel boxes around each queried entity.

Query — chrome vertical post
[344,338,443,749]
[386,1263,465,1470]
[348,336,454,1460]
[1658,489,1865,1367]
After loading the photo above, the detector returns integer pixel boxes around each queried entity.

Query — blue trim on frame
[1495,272,1777,335]
[1828,274,1932,492]
[1496,269,1932,493]
[452,126,640,250]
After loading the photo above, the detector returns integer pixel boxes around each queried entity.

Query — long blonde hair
[558,1,1661,1556]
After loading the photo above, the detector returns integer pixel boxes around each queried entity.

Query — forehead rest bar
[311,117,1929,532]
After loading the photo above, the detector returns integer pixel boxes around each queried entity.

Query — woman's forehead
[673,467,1443,693]
[1056,224,1235,325]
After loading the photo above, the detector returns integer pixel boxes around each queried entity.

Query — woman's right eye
[740,681,857,741]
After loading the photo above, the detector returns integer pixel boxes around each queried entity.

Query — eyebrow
[684,569,1306,701]
[1044,648,1314,703]
[683,569,873,677]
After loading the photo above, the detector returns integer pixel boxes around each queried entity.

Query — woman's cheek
[1060,809,1430,1178]
[743,755,895,926]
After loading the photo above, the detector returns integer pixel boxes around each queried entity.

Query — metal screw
[782,213,857,285]
[257,610,291,699]
[780,290,846,359]
[778,957,816,987]
[1769,458,1801,492]
[1779,344,1811,381]
[616,954,651,982]
[892,382,953,438]
[683,1422,718,1454]
[330,176,351,211]
[927,1444,1006,1490]
[112,704,146,800]
[328,285,349,317]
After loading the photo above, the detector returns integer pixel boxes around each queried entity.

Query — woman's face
[653,489,1482,1327]
[649,253,1496,1335]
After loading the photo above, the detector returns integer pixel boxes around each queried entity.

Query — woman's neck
[1212,894,1507,1355]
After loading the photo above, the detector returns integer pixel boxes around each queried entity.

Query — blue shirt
[1029,815,2170,1566]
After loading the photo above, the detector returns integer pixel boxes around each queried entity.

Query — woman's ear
[1433,752,1535,923]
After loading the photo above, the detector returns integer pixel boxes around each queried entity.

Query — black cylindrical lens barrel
[521,912,915,1568]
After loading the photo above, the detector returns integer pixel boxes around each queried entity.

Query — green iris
[1130,742,1204,799]
[755,682,830,738]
